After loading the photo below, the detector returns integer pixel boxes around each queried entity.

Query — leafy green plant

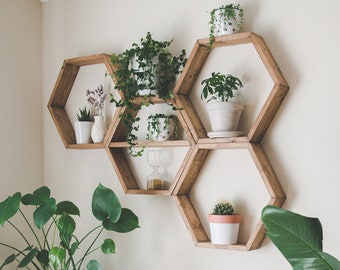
[208,3,244,49]
[201,72,243,103]
[262,205,340,270]
[146,113,178,141]
[109,32,186,157]
[0,184,139,270]
[212,201,235,215]
[76,107,93,122]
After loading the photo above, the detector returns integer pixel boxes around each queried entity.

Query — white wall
[0,0,43,265]
[41,0,340,270]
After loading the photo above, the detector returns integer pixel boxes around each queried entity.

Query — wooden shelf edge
[108,140,191,148]
[126,189,171,196]
[66,143,104,150]
[196,241,249,251]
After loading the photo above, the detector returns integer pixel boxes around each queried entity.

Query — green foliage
[201,72,243,103]
[212,202,234,215]
[146,113,178,141]
[109,32,186,157]
[76,106,93,122]
[262,205,340,270]
[0,184,139,270]
[208,3,244,49]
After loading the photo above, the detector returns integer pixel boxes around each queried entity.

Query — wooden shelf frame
[174,32,289,143]
[47,53,118,149]
[173,142,286,251]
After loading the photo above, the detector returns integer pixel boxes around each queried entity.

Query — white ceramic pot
[74,121,93,144]
[208,214,241,245]
[148,117,178,141]
[207,102,243,132]
[213,8,242,36]
[91,115,107,143]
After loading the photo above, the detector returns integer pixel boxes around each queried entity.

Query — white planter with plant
[74,106,93,144]
[147,114,178,141]
[201,72,244,138]
[87,84,107,143]
[208,201,241,245]
[209,3,244,49]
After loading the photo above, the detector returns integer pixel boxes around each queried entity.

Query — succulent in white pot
[208,201,242,245]
[74,106,93,144]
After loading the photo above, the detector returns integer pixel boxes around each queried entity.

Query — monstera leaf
[262,205,340,270]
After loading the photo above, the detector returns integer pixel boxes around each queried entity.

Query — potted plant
[262,205,340,269]
[208,201,241,245]
[109,32,187,156]
[74,106,93,144]
[0,183,139,270]
[201,72,244,138]
[208,3,244,49]
[147,113,178,141]
[86,84,107,143]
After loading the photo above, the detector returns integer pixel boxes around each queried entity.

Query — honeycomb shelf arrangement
[48,32,289,251]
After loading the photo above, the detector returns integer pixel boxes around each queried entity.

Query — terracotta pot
[208,214,241,245]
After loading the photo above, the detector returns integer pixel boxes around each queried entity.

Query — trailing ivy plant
[109,32,186,157]
[208,3,244,49]
[146,113,178,141]
[0,184,139,270]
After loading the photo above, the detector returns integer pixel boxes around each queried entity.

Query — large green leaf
[262,205,340,270]
[33,197,57,229]
[57,214,76,246]
[56,201,80,216]
[49,247,66,270]
[21,186,51,206]
[0,192,21,225]
[92,184,121,223]
[36,249,49,267]
[103,208,139,233]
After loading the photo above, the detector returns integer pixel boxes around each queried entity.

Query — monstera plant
[262,205,340,270]
[0,184,139,270]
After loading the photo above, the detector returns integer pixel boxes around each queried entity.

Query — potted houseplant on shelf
[74,106,93,144]
[147,113,178,141]
[201,72,244,138]
[109,32,187,157]
[262,205,340,270]
[208,3,244,49]
[87,84,107,143]
[0,183,139,270]
[208,201,241,245]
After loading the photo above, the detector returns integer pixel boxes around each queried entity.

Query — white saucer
[207,131,244,138]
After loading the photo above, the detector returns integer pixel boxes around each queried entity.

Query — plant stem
[76,226,104,269]
[18,209,43,250]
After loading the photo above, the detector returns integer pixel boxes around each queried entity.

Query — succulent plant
[76,106,93,121]
[212,202,234,215]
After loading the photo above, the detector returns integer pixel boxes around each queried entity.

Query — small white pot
[208,214,241,245]
[207,102,243,132]
[74,121,93,144]
[148,117,178,141]
[91,115,107,143]
[213,8,242,36]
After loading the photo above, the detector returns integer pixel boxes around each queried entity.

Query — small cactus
[212,202,234,215]
[77,106,93,121]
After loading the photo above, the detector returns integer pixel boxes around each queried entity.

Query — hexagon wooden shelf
[173,142,286,251]
[104,96,194,195]
[47,53,117,149]
[174,32,289,143]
